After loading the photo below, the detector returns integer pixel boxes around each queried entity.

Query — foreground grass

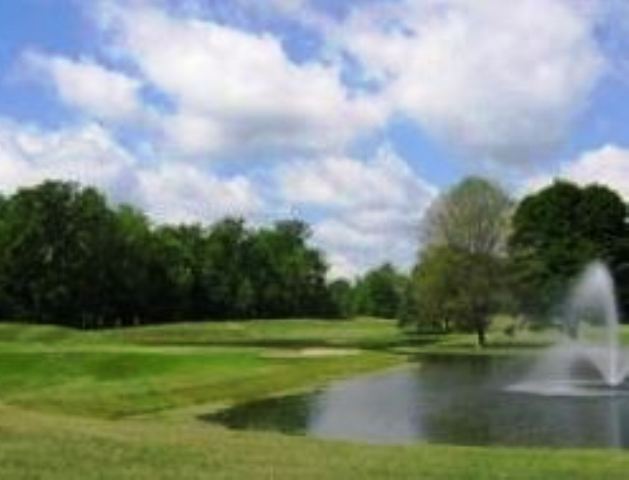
[3,404,629,480]
[0,318,626,479]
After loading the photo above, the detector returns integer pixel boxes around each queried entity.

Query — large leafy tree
[422,176,512,255]
[405,177,512,346]
[509,181,627,321]
[404,247,507,344]
[0,182,117,327]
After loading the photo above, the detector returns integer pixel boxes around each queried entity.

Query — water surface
[203,356,629,448]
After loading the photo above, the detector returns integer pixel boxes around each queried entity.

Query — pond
[201,355,629,448]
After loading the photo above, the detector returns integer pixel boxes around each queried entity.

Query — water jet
[510,261,629,396]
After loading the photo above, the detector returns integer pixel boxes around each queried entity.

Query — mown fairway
[1,318,629,479]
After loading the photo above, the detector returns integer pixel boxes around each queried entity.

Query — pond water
[202,356,629,448]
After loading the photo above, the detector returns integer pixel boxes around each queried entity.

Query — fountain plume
[511,261,629,395]
[566,261,626,386]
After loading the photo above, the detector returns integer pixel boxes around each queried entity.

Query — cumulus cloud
[278,147,437,277]
[336,0,605,165]
[22,51,144,122]
[137,162,260,224]
[0,119,262,224]
[0,121,138,199]
[526,144,629,199]
[96,4,385,157]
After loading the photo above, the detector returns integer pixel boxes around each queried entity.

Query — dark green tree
[247,220,332,318]
[0,182,117,327]
[328,279,354,318]
[509,181,627,322]
[0,181,342,327]
[353,263,407,318]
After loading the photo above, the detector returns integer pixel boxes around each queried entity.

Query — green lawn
[0,319,402,418]
[0,318,626,479]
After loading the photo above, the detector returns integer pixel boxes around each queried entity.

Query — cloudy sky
[1,0,628,277]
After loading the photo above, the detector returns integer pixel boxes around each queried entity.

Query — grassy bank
[0,318,623,479]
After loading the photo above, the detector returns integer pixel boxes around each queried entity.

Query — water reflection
[203,357,629,448]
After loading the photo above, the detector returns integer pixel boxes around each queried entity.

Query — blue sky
[1,0,628,277]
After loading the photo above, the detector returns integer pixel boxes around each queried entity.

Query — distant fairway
[1,318,629,479]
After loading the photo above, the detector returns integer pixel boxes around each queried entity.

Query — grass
[0,319,401,418]
[0,317,625,479]
[4,403,629,480]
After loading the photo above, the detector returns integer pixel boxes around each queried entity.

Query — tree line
[0,181,342,328]
[1,177,625,338]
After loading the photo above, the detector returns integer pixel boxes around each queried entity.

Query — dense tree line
[0,181,339,328]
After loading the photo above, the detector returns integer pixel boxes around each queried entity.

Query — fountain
[510,261,629,396]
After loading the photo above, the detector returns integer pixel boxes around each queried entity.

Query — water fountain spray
[510,261,629,396]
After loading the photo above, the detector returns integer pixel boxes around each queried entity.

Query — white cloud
[98,4,385,157]
[163,113,225,157]
[0,121,137,199]
[279,146,434,210]
[22,51,143,122]
[278,147,437,277]
[526,144,629,199]
[313,208,427,279]
[25,0,606,168]
[336,0,605,165]
[325,251,363,280]
[137,162,261,224]
[0,120,262,224]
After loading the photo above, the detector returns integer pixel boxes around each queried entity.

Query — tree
[406,247,507,344]
[405,177,512,346]
[0,182,117,327]
[509,181,627,322]
[107,205,156,325]
[422,176,512,255]
[401,249,457,333]
[353,264,407,318]
[0,194,13,318]
[202,218,251,318]
[328,279,354,318]
[247,220,332,318]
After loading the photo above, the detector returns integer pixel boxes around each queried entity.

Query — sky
[1,0,629,278]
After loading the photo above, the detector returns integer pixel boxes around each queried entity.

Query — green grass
[4,404,629,480]
[0,320,401,418]
[0,318,626,479]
